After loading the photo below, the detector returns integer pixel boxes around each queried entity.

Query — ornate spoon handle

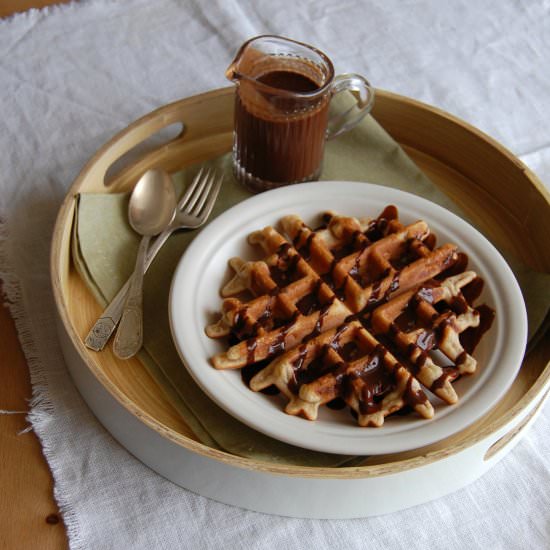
[112,235,151,359]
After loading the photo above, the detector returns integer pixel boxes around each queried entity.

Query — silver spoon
[113,169,176,359]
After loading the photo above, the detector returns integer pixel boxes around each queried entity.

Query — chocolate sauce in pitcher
[232,63,331,189]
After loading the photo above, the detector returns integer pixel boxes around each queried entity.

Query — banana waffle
[205,206,494,427]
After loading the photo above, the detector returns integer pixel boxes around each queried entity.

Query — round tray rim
[51,86,550,478]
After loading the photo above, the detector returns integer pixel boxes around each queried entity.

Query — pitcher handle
[326,73,375,140]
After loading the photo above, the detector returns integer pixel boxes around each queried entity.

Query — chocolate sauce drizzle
[304,297,335,342]
[227,206,495,423]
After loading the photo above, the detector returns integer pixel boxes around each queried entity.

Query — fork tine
[196,173,223,221]
[177,166,205,210]
[185,168,213,213]
[189,171,216,216]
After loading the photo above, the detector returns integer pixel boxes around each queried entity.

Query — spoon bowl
[129,169,177,235]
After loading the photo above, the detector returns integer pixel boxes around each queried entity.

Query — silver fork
[85,168,223,352]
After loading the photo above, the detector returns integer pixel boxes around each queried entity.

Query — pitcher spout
[225,35,275,84]
[225,58,240,83]
[225,37,253,83]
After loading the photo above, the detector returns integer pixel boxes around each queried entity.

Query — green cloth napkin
[73,109,549,467]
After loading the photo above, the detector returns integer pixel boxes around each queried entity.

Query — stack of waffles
[206,206,494,427]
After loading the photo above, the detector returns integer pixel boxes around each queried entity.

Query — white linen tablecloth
[1,1,549,548]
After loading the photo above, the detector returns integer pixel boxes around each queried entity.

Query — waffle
[205,206,494,427]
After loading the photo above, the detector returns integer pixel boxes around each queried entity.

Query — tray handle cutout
[86,101,192,191]
[484,389,549,461]
[104,122,184,186]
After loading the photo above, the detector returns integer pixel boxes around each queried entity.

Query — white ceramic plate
[169,181,527,455]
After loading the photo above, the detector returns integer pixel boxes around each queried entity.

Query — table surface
[1,4,70,549]
[1,295,67,548]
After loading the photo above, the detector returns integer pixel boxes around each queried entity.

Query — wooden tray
[51,87,550,518]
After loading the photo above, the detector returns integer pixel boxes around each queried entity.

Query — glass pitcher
[226,35,375,193]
